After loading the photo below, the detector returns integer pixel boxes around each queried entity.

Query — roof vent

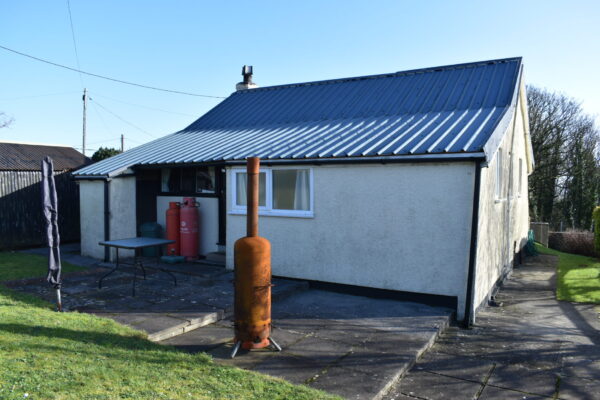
[236,65,259,91]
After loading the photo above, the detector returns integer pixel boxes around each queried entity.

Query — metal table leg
[98,247,120,289]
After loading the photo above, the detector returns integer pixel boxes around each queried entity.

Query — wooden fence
[0,170,80,250]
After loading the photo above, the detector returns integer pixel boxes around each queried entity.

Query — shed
[0,141,90,249]
[73,57,534,323]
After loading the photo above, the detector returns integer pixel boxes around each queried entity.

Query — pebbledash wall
[226,162,476,319]
[79,177,136,260]
[472,89,531,316]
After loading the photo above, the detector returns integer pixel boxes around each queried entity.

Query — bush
[594,206,600,252]
[548,230,597,257]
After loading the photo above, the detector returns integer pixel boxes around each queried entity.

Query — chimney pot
[236,65,258,91]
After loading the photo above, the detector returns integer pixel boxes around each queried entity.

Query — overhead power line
[65,0,84,87]
[90,98,157,138]
[0,44,226,99]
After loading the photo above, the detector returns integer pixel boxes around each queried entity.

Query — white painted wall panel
[79,180,105,259]
[79,177,136,261]
[226,163,475,318]
[108,177,136,259]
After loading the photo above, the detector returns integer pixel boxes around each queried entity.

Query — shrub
[548,230,597,257]
[594,206,600,252]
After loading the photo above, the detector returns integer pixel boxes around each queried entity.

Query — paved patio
[13,244,455,399]
[384,254,600,400]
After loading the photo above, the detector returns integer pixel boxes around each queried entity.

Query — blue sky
[1,1,598,155]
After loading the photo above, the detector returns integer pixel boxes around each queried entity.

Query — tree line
[528,86,600,231]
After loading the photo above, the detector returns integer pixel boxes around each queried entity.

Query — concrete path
[161,290,453,400]
[384,254,600,400]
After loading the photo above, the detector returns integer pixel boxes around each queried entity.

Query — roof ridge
[233,57,522,94]
[0,140,74,148]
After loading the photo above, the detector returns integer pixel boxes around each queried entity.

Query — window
[495,148,503,200]
[161,166,216,194]
[231,168,313,217]
[196,166,216,193]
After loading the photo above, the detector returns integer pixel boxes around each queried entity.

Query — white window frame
[230,166,314,218]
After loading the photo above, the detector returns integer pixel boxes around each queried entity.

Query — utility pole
[121,134,124,152]
[82,88,87,156]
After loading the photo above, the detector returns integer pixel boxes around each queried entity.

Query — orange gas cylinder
[232,157,279,356]
[166,202,180,256]
[180,197,199,261]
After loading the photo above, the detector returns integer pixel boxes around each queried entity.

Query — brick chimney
[236,65,258,91]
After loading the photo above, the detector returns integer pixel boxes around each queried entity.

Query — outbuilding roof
[74,57,524,177]
[0,142,90,171]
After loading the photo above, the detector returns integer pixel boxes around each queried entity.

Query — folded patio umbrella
[41,156,62,311]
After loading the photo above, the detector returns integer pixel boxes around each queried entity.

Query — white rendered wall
[79,180,105,259]
[79,177,136,261]
[108,177,136,260]
[226,162,475,319]
[473,96,531,317]
[156,196,219,256]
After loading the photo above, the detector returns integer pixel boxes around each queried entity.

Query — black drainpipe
[463,160,482,328]
[104,179,110,262]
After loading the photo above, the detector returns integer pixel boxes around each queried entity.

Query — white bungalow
[73,58,534,324]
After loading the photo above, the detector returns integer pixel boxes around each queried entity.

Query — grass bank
[536,244,600,303]
[0,252,338,400]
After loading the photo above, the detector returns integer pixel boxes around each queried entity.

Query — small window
[231,168,313,217]
[196,166,216,193]
[495,148,503,200]
[161,166,216,194]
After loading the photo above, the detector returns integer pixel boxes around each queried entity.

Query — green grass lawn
[536,244,600,303]
[0,253,339,400]
[0,252,85,281]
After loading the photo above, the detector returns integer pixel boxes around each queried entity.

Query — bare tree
[527,86,600,230]
[0,112,13,129]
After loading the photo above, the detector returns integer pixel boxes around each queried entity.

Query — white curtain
[293,169,310,210]
[236,173,247,206]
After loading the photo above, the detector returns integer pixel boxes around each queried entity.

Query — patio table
[98,237,177,296]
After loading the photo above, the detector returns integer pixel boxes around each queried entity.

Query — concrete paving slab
[161,324,233,353]
[253,354,323,385]
[413,351,494,382]
[557,375,600,400]
[285,335,354,365]
[389,369,483,400]
[478,385,547,400]
[487,364,559,398]
[309,365,390,400]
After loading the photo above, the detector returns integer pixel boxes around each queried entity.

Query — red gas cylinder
[166,202,180,256]
[180,197,199,260]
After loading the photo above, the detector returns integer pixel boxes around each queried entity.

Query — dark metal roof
[74,57,523,177]
[0,142,90,171]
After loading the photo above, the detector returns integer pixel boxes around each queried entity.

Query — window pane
[235,172,266,207]
[196,166,215,193]
[273,169,310,211]
[181,168,195,192]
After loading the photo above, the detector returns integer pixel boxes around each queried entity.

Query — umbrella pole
[55,288,62,312]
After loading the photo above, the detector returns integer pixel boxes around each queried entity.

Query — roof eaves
[481,60,523,164]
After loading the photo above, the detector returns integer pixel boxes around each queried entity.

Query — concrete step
[144,279,308,342]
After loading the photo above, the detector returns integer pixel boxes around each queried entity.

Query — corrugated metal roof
[74,57,522,177]
[0,142,90,171]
